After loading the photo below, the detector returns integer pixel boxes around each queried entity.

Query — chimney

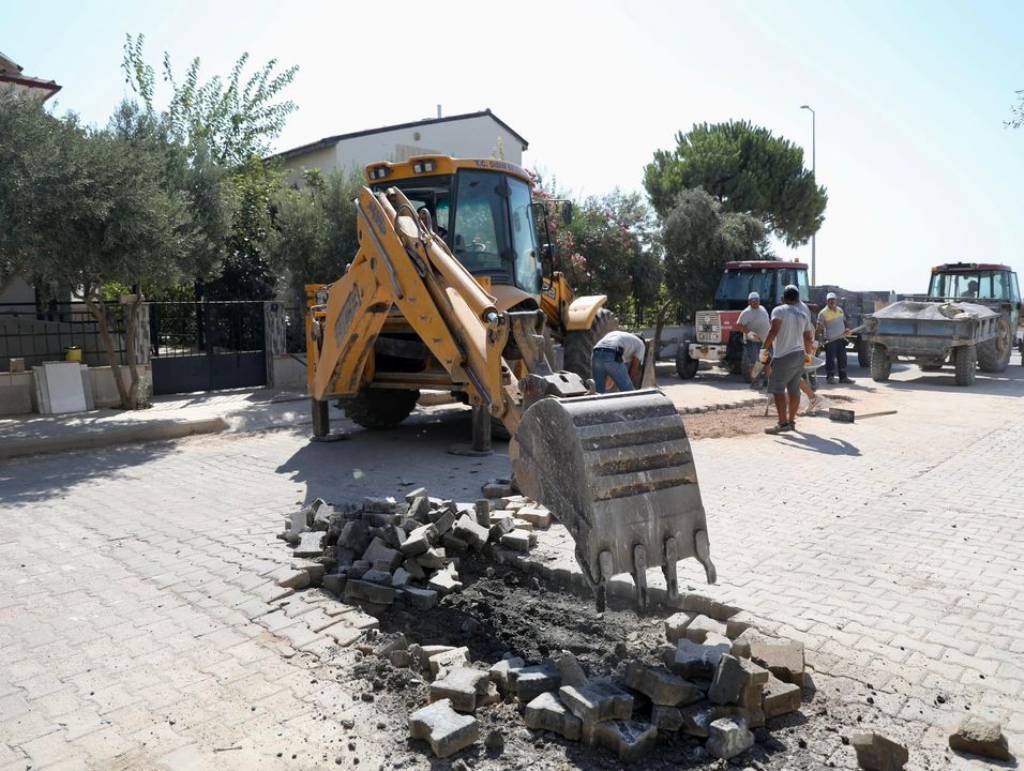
[437,105,442,119]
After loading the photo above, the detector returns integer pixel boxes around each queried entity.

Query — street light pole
[800,104,816,285]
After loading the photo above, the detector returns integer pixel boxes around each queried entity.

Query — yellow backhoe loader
[306,156,715,609]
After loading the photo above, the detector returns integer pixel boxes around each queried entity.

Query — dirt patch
[684,393,860,440]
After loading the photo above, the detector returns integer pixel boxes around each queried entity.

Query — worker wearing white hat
[817,292,853,384]
[736,291,770,387]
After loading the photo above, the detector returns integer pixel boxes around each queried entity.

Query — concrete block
[488,656,525,696]
[473,499,491,527]
[274,568,311,590]
[741,634,805,686]
[441,532,469,555]
[762,674,801,719]
[515,662,561,704]
[665,611,696,643]
[592,720,657,762]
[363,496,398,513]
[361,569,393,585]
[948,715,1012,761]
[431,508,457,536]
[524,692,582,740]
[651,705,684,731]
[482,480,513,498]
[685,614,728,643]
[416,547,447,570]
[400,586,438,610]
[429,646,471,678]
[429,667,491,713]
[454,514,489,549]
[706,717,754,760]
[664,636,732,679]
[321,573,346,596]
[362,537,403,571]
[404,486,427,502]
[559,679,633,725]
[406,495,431,521]
[624,662,703,706]
[852,732,910,770]
[403,558,426,580]
[409,699,479,758]
[428,566,463,595]
[708,654,769,706]
[290,559,325,584]
[500,529,531,552]
[516,505,552,529]
[392,567,411,588]
[344,579,395,605]
[554,651,588,688]
[725,610,758,639]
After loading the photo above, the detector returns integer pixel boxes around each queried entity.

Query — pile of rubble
[278,481,549,613]
[389,609,808,762]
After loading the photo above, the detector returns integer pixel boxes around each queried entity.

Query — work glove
[759,349,770,364]
[804,353,814,365]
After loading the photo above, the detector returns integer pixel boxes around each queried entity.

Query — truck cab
[677,261,809,380]
[928,262,1022,364]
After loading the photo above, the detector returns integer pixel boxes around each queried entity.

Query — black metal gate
[149,301,267,395]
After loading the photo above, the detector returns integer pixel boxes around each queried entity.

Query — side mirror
[561,201,574,225]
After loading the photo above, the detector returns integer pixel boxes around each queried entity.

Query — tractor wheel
[953,345,977,386]
[338,388,420,429]
[976,315,1012,373]
[563,308,618,382]
[870,344,891,382]
[741,344,759,383]
[675,342,699,380]
[856,337,872,368]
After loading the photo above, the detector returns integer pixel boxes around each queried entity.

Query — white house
[271,108,528,181]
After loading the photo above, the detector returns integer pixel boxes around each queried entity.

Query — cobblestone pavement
[1,360,1022,768]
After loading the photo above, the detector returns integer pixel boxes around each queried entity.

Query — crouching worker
[761,285,814,434]
[591,330,645,394]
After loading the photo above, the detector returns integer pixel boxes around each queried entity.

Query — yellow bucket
[64,346,82,362]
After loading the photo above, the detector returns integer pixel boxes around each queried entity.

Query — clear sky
[4,0,1022,293]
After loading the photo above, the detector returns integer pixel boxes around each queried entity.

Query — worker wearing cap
[817,292,853,384]
[591,329,645,394]
[736,291,770,387]
[760,285,814,433]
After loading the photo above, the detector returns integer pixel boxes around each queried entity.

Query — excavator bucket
[510,388,716,611]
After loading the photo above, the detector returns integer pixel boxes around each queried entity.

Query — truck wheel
[870,344,891,382]
[976,316,1012,373]
[953,345,977,386]
[563,308,618,382]
[675,343,699,380]
[740,344,759,383]
[856,337,872,368]
[338,388,420,429]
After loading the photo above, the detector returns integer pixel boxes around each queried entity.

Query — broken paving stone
[852,732,909,771]
[428,566,463,595]
[525,691,582,740]
[362,537,403,571]
[416,547,447,570]
[679,702,732,738]
[559,679,633,725]
[665,636,732,679]
[431,508,457,536]
[762,674,801,719]
[554,651,588,688]
[706,717,754,760]
[516,505,552,529]
[515,662,562,704]
[344,579,395,606]
[399,586,438,610]
[685,614,728,643]
[592,720,657,762]
[734,632,805,686]
[665,611,696,643]
[454,514,489,549]
[430,667,491,713]
[708,654,769,706]
[429,647,471,678]
[406,495,431,521]
[489,656,525,696]
[624,662,703,707]
[651,705,684,731]
[948,715,1012,761]
[500,529,531,553]
[409,698,479,759]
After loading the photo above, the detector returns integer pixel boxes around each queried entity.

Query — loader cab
[367,158,542,296]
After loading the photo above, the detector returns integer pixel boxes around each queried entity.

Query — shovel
[827,408,898,423]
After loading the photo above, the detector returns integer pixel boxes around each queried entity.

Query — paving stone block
[524,691,582,740]
[948,715,1011,761]
[624,662,703,706]
[253,582,294,604]
[343,579,395,605]
[428,566,463,595]
[679,701,733,738]
[409,698,479,758]
[664,636,732,679]
[706,717,754,760]
[291,559,325,584]
[489,656,525,696]
[431,508,457,536]
[441,532,470,555]
[454,514,489,549]
[312,500,333,531]
[516,505,552,529]
[406,495,431,521]
[392,567,411,588]
[592,720,657,762]
[515,662,561,704]
[404,487,428,503]
[665,611,697,643]
[429,646,471,678]
[852,732,909,770]
[725,610,758,639]
[402,557,427,580]
[362,537,403,571]
[554,651,588,688]
[734,632,805,686]
[321,573,346,596]
[685,614,728,643]
[361,569,393,585]
[559,679,633,725]
[363,496,398,513]
[500,529,531,552]
[274,568,311,590]
[488,513,516,539]
[651,705,684,731]
[482,480,513,498]
[429,667,491,713]
[762,674,801,719]
[473,499,491,527]
[708,654,769,706]
[416,547,447,570]
[400,586,439,610]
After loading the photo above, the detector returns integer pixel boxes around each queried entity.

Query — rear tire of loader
[339,388,420,429]
[954,344,977,386]
[563,308,618,382]
[870,344,891,382]
[977,316,1012,373]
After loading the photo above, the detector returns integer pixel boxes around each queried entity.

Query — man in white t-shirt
[760,285,814,433]
[736,291,770,385]
[591,330,645,393]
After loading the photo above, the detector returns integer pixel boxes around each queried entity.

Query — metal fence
[0,301,128,372]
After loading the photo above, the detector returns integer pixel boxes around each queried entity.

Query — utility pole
[800,104,816,285]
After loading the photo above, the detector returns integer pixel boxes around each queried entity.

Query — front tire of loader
[977,316,1012,373]
[870,344,891,382]
[563,308,618,382]
[954,344,977,387]
[338,388,420,429]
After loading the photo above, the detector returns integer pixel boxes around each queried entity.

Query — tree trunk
[84,293,133,409]
[122,297,147,409]
[652,299,674,366]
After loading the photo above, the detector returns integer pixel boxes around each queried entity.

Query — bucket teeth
[511,388,716,611]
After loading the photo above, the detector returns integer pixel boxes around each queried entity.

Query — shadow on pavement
[776,432,861,456]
